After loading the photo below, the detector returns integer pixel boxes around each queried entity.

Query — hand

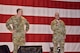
[24,30,26,33]
[56,20,60,26]
[10,30,16,33]
[64,36,66,39]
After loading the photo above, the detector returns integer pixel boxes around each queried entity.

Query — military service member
[51,12,66,53]
[6,8,29,53]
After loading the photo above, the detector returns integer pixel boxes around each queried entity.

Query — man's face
[55,13,59,19]
[17,9,23,16]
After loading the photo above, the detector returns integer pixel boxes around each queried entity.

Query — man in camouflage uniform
[6,8,29,53]
[51,12,66,53]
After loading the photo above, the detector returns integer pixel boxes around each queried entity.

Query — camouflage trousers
[52,35,65,53]
[12,32,25,53]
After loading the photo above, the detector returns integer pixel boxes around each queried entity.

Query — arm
[63,24,66,39]
[25,20,29,31]
[51,20,57,31]
[24,18,29,32]
[61,20,66,39]
[6,16,13,31]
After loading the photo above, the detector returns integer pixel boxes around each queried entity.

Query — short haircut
[16,8,22,13]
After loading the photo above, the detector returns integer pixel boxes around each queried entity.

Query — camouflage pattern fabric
[51,19,66,53]
[6,16,29,53]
